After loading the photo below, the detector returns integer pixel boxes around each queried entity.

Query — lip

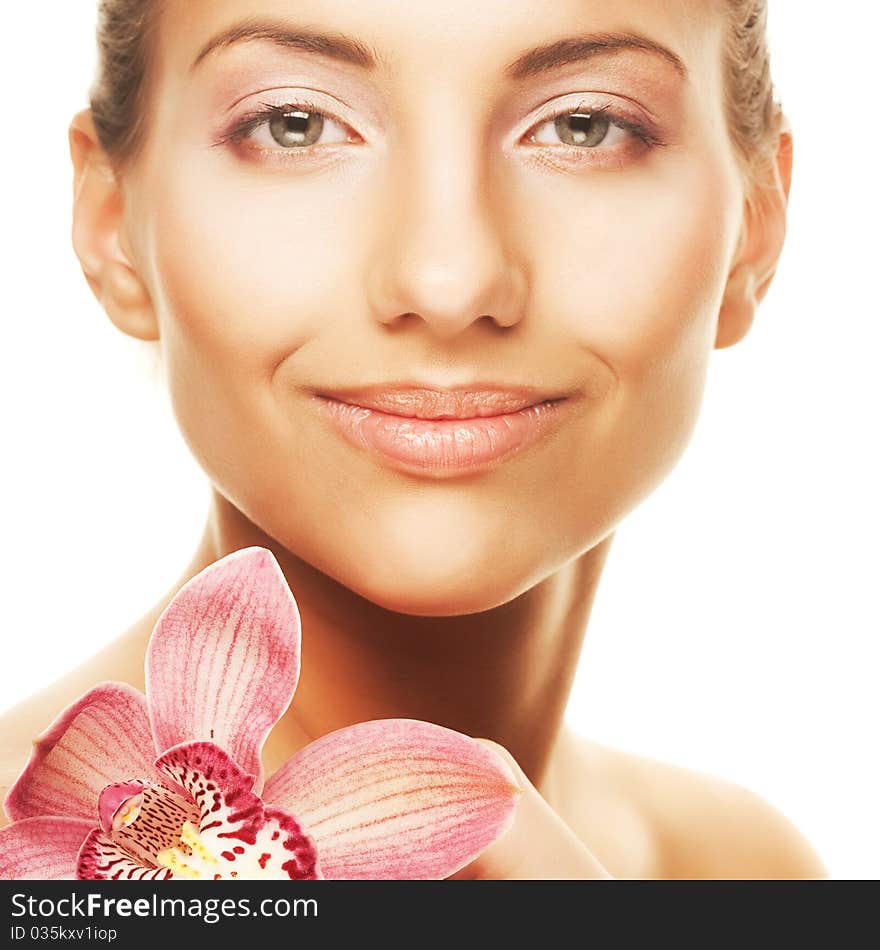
[313,384,568,419]
[312,384,572,477]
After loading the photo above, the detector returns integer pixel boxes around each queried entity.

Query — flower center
[98,780,149,835]
[93,744,319,881]
[114,796,143,830]
[155,820,235,880]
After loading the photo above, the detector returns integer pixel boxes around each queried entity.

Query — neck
[168,491,613,796]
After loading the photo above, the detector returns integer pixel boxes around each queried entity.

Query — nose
[366,135,528,340]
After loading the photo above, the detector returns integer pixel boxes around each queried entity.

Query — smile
[312,387,571,478]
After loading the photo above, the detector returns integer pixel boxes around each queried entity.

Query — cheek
[598,162,732,449]
[148,154,365,364]
[142,152,372,477]
[527,156,735,366]
[520,155,740,519]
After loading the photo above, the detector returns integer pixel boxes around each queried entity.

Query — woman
[0,0,826,878]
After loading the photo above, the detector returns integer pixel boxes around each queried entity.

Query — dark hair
[90,0,783,177]
[89,0,161,173]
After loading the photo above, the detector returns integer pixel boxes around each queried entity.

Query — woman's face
[120,0,745,615]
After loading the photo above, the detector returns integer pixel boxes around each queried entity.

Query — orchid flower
[0,548,519,880]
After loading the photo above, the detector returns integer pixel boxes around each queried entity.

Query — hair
[722,0,784,177]
[90,0,784,177]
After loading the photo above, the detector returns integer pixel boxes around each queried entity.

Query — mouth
[312,384,571,419]
[311,384,573,478]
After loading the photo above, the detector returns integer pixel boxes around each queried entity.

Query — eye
[264,105,351,148]
[269,108,326,148]
[528,105,632,150]
[220,100,357,153]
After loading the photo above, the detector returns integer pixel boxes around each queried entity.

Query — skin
[0,0,825,877]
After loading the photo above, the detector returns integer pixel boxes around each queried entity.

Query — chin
[285,491,535,615]
[345,568,528,618]
[328,533,540,618]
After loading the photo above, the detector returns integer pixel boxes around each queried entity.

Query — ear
[69,108,159,341]
[715,126,793,350]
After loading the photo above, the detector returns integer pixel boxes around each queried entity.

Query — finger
[449,739,613,880]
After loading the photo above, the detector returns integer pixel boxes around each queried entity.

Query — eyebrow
[504,32,687,80]
[190,19,686,81]
[190,18,385,73]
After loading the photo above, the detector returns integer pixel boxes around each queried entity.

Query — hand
[449,739,614,880]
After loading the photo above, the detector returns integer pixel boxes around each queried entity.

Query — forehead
[156,0,724,88]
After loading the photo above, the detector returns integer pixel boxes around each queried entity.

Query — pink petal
[0,817,94,880]
[263,719,521,879]
[146,547,300,792]
[4,683,159,823]
[155,741,320,879]
[77,829,172,881]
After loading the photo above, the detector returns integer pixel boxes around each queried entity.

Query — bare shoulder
[560,729,828,879]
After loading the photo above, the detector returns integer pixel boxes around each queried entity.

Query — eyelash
[524,101,665,167]
[214,97,665,167]
[216,98,343,149]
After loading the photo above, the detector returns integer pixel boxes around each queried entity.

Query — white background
[1,3,877,878]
